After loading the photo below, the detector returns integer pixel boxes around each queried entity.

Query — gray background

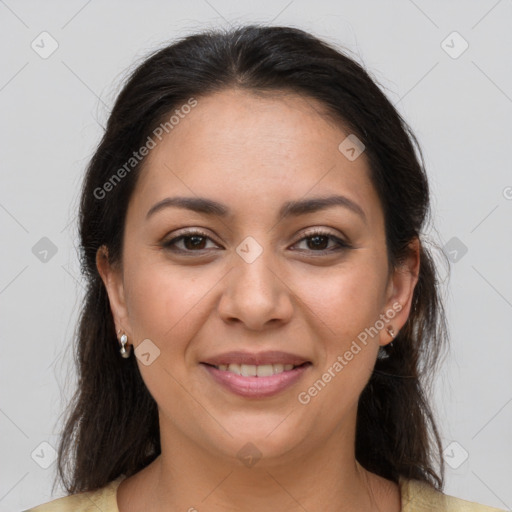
[1,0,511,510]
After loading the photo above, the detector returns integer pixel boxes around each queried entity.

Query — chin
[202,415,313,466]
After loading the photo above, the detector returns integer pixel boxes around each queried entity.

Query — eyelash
[161,228,351,255]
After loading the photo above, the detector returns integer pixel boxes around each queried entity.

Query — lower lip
[201,363,310,398]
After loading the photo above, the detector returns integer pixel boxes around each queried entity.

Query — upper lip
[201,351,310,366]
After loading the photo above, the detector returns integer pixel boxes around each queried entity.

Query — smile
[210,363,298,376]
[200,360,311,399]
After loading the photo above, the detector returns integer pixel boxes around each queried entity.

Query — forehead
[130,88,383,229]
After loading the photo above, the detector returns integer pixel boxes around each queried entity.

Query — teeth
[256,364,274,377]
[227,363,241,374]
[216,363,299,376]
[241,364,257,377]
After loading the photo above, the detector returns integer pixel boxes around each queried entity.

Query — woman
[26,24,504,511]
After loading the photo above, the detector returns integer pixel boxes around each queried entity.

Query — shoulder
[23,475,126,512]
[399,477,506,512]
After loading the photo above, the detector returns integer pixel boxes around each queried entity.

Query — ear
[96,245,131,338]
[379,237,421,347]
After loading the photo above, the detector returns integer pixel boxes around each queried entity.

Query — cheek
[294,265,384,416]
[292,256,386,401]
[123,255,219,353]
[122,258,217,406]
[294,258,386,342]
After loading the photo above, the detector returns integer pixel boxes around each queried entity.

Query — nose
[217,248,294,331]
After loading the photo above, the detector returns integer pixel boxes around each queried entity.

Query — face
[98,88,419,465]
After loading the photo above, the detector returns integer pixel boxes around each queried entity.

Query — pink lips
[200,351,311,399]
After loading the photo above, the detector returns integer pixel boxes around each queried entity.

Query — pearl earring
[118,332,132,358]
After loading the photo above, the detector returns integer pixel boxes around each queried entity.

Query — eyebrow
[146,194,367,224]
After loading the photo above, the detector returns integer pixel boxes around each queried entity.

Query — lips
[200,351,312,398]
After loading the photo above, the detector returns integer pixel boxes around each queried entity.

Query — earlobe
[96,245,130,335]
[385,326,397,340]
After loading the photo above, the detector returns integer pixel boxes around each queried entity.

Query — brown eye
[293,230,350,253]
[182,235,208,250]
[162,230,219,253]
[305,234,330,250]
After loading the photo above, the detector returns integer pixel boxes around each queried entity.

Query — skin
[97,88,420,511]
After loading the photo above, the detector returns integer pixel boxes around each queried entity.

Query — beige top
[24,474,506,511]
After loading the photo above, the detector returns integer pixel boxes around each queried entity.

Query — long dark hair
[56,24,448,494]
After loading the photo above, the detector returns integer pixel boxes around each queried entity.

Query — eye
[162,230,220,252]
[161,228,351,255]
[292,229,351,253]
